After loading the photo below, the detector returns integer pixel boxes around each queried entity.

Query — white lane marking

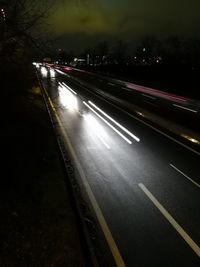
[88,101,140,142]
[55,71,200,156]
[62,82,77,95]
[138,183,200,257]
[173,104,198,113]
[43,90,126,267]
[170,164,200,188]
[83,102,132,144]
[108,82,115,86]
[142,94,157,100]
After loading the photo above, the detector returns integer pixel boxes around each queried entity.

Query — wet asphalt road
[39,66,200,267]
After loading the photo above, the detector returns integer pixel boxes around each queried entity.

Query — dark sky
[48,0,200,53]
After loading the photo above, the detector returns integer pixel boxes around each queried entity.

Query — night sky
[48,0,200,53]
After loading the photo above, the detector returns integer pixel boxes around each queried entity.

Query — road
[53,64,200,136]
[38,65,200,267]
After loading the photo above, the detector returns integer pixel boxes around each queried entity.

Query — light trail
[83,102,132,144]
[88,101,140,142]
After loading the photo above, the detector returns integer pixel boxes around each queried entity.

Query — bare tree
[0,0,57,62]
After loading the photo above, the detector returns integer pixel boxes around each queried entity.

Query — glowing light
[62,82,77,95]
[58,85,78,111]
[83,114,110,149]
[136,111,145,117]
[88,101,140,142]
[83,102,132,144]
[41,66,48,77]
[181,134,200,145]
[50,69,55,78]
[32,62,40,68]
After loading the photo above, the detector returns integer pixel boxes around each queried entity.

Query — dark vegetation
[0,1,89,266]
[56,37,200,100]
[0,68,88,266]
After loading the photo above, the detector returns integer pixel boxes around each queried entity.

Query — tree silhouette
[0,0,56,64]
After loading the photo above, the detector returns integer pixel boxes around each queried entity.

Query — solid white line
[173,104,197,113]
[62,82,77,95]
[138,183,200,257]
[108,82,115,86]
[170,164,200,188]
[44,88,126,267]
[142,94,156,100]
[83,102,132,144]
[88,101,140,142]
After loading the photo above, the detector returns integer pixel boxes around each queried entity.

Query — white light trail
[83,101,132,144]
[88,101,140,142]
[83,114,110,149]
[172,104,197,113]
[62,82,77,95]
[58,85,78,111]
[50,69,55,78]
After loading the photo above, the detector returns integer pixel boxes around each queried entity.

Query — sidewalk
[0,69,90,266]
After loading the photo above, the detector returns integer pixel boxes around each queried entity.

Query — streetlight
[1,8,6,20]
